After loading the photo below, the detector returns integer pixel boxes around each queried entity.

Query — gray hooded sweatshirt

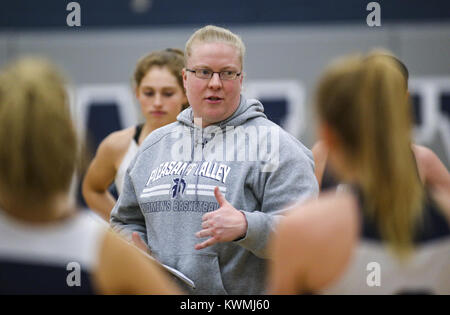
[111,95,318,295]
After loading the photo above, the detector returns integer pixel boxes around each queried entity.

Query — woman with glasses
[267,51,450,294]
[0,57,182,294]
[111,25,318,295]
[82,49,189,221]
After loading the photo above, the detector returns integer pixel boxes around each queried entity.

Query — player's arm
[82,134,121,221]
[312,140,328,189]
[413,144,450,192]
[267,214,307,294]
[94,229,183,294]
[431,187,450,220]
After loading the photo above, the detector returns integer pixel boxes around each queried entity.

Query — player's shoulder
[311,140,328,170]
[413,144,439,165]
[281,191,358,246]
[412,144,443,178]
[312,140,327,157]
[97,127,135,157]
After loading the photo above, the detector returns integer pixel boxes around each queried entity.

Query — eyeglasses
[185,68,242,80]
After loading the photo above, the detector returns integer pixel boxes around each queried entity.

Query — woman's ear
[134,86,140,99]
[239,72,244,89]
[182,68,188,91]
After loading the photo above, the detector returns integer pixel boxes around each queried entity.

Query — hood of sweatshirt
[176,95,267,130]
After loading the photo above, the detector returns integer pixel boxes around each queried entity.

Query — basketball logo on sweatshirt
[171,178,187,198]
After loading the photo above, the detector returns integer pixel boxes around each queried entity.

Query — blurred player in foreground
[268,51,450,294]
[312,53,450,194]
[0,57,182,294]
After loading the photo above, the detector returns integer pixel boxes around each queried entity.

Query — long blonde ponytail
[316,51,423,258]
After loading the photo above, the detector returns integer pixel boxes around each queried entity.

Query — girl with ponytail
[268,51,450,294]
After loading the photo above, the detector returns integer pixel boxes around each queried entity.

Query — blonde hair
[133,48,188,110]
[315,51,423,258]
[185,25,246,69]
[0,57,78,204]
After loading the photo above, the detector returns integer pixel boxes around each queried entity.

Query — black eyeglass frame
[185,68,242,80]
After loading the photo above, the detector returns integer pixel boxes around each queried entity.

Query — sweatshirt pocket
[159,252,228,295]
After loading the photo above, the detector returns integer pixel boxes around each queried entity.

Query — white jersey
[322,192,450,295]
[115,139,139,195]
[114,125,142,195]
[0,209,106,294]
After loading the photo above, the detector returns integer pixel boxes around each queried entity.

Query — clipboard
[143,251,196,289]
